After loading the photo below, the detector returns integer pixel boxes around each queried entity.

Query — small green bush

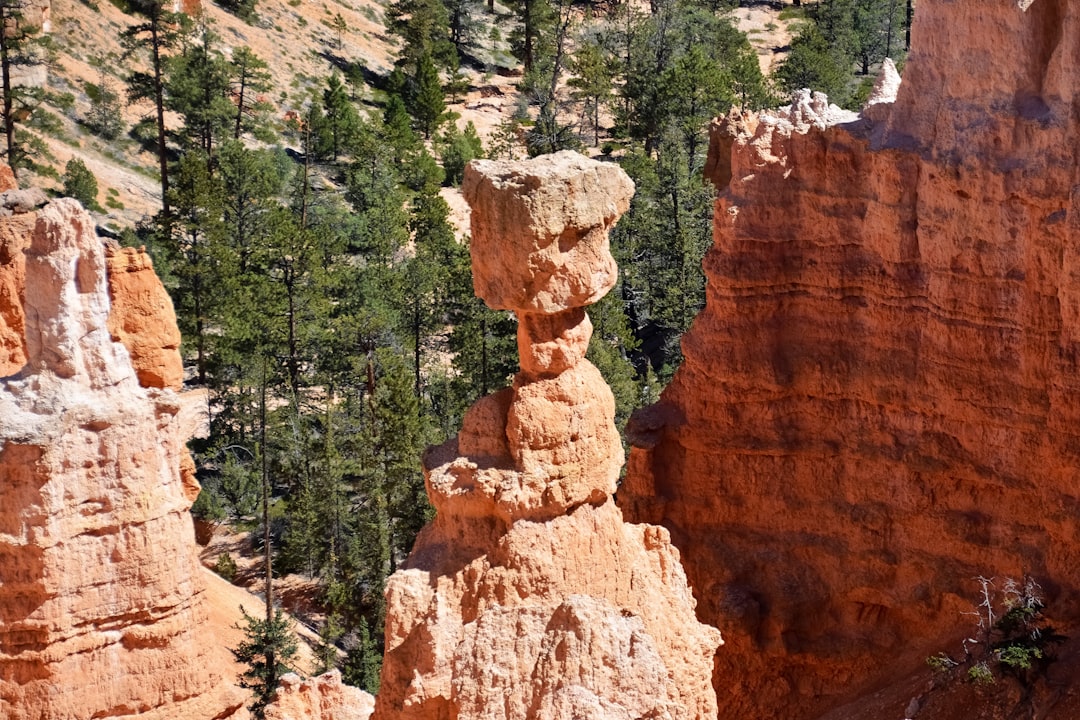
[967,662,994,685]
[62,158,104,211]
[926,576,1065,689]
[925,653,956,673]
[214,552,239,582]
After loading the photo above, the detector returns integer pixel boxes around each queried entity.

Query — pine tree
[568,38,611,146]
[385,0,456,74]
[167,149,228,384]
[87,54,124,140]
[587,287,655,433]
[218,141,289,273]
[438,120,482,186]
[323,73,360,160]
[0,0,46,177]
[611,135,712,380]
[232,607,299,719]
[342,616,382,693]
[123,0,187,215]
[406,184,457,397]
[407,53,445,139]
[447,236,517,408]
[443,0,480,56]
[166,22,235,156]
[230,47,273,141]
[508,0,554,76]
[621,3,767,153]
[775,23,852,104]
[382,92,417,155]
[61,158,100,211]
[331,13,348,51]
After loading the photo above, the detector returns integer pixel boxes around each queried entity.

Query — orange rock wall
[620,1,1080,717]
[0,214,32,374]
[105,244,184,390]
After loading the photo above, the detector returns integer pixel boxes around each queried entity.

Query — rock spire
[0,200,242,719]
[375,151,721,720]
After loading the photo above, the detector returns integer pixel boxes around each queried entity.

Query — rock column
[0,200,242,719]
[375,151,721,720]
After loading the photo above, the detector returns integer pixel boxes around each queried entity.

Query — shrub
[967,661,994,685]
[927,576,1066,688]
[214,552,238,582]
[62,158,103,211]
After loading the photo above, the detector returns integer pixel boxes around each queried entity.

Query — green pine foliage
[61,158,102,211]
[385,0,457,74]
[323,73,361,160]
[776,0,908,107]
[407,52,447,139]
[342,616,383,694]
[165,23,235,156]
[0,0,49,178]
[232,607,299,718]
[438,120,483,186]
[86,55,124,140]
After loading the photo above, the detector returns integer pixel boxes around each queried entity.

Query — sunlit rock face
[376,151,722,720]
[264,670,375,720]
[0,199,243,720]
[620,1,1080,717]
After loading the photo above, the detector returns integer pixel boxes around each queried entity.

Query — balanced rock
[0,200,242,719]
[462,151,633,314]
[376,153,721,720]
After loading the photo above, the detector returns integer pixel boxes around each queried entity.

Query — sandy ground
[35,0,526,227]
[732,4,798,75]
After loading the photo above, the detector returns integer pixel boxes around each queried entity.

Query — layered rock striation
[376,151,721,720]
[621,1,1080,717]
[0,200,240,719]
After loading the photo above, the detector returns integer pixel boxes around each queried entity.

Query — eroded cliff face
[376,151,722,720]
[0,199,243,719]
[620,1,1080,717]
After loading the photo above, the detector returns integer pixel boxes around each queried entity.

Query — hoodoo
[375,151,722,720]
[621,0,1080,717]
[0,199,242,719]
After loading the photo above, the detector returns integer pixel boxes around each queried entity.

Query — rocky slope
[375,151,721,720]
[0,198,244,719]
[620,0,1080,717]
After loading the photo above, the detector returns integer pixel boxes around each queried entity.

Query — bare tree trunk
[151,23,170,216]
[260,358,273,621]
[1,15,14,180]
